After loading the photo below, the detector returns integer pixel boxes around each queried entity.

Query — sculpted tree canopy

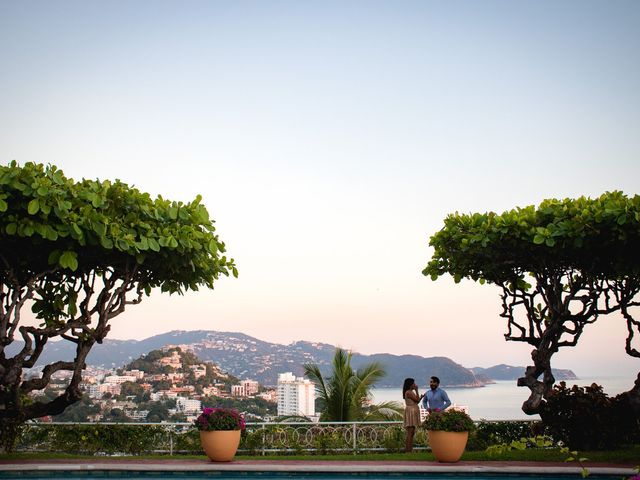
[423,192,640,417]
[0,161,237,448]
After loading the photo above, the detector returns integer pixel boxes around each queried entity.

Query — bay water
[371,376,636,420]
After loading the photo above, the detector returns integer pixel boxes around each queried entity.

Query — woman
[402,377,424,453]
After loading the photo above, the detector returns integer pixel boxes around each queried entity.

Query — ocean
[371,376,637,420]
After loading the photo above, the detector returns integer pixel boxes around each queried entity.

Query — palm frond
[362,400,404,421]
[304,348,389,422]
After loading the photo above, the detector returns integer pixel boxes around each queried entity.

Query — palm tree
[303,348,402,421]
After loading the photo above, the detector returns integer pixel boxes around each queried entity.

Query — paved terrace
[0,459,637,476]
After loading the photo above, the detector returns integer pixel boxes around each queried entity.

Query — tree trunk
[517,346,556,416]
[0,417,22,454]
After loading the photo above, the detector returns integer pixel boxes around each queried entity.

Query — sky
[1,1,639,378]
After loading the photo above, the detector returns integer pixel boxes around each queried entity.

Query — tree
[106,407,130,423]
[146,402,170,422]
[118,381,144,400]
[423,192,640,417]
[303,348,402,421]
[53,396,100,422]
[0,161,237,450]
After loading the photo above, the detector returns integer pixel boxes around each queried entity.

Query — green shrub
[468,420,542,451]
[381,425,405,452]
[312,430,344,454]
[240,428,265,455]
[172,427,200,454]
[542,382,640,450]
[17,424,167,455]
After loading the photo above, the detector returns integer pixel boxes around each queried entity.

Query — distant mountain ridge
[11,330,577,387]
[471,364,578,381]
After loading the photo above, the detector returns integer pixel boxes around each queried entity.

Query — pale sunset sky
[1,1,639,378]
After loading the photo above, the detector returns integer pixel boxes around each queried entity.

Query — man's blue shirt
[422,387,451,411]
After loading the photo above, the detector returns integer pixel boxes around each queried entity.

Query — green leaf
[6,223,17,235]
[44,226,58,241]
[68,296,77,318]
[48,250,61,265]
[0,199,7,212]
[93,222,107,237]
[59,251,79,271]
[27,198,40,215]
[71,223,83,237]
[100,237,114,249]
[137,236,149,250]
[148,237,160,252]
[533,234,545,244]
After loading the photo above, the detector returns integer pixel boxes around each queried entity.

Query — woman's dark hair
[402,378,415,398]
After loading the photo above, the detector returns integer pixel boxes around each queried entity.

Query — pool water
[0,472,624,480]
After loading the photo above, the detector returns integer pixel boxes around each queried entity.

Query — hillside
[471,364,578,381]
[11,330,576,387]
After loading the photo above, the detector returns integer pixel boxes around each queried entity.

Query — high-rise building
[277,372,315,417]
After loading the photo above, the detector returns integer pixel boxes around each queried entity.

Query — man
[421,376,451,412]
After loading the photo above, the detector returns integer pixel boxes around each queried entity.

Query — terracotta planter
[200,430,241,462]
[427,430,469,463]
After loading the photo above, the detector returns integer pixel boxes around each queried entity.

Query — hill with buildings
[43,346,275,423]
[14,330,576,387]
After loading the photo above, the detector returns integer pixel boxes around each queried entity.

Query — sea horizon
[372,375,637,420]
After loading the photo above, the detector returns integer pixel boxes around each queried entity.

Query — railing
[15,420,538,456]
[239,421,426,455]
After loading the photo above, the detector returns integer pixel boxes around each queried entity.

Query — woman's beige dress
[404,394,421,428]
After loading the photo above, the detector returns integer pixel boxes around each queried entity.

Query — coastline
[372,376,636,420]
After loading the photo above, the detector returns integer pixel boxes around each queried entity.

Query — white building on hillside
[277,372,315,417]
[241,379,260,396]
[104,374,138,384]
[176,397,202,414]
[231,385,246,397]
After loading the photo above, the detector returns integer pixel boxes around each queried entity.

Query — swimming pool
[0,471,629,480]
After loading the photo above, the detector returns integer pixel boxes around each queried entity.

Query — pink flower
[195,406,245,431]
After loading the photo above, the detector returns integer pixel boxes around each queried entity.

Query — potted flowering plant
[423,408,475,463]
[195,407,246,462]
